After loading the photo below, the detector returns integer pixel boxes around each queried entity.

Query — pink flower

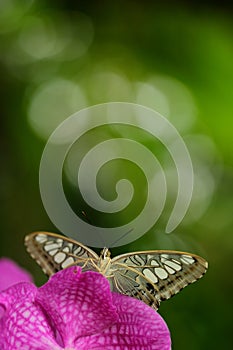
[0,258,33,292]
[0,259,171,350]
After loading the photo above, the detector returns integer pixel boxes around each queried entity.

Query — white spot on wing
[54,252,66,263]
[143,268,158,283]
[161,254,169,259]
[48,248,58,256]
[35,235,47,243]
[154,267,168,279]
[164,265,175,274]
[62,257,75,268]
[164,260,182,271]
[181,255,195,264]
[73,247,80,254]
[44,243,60,252]
[150,259,159,267]
[63,247,70,253]
[172,258,181,265]
[134,255,145,265]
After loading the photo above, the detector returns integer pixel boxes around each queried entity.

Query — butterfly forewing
[111,251,208,309]
[25,232,208,310]
[25,232,99,276]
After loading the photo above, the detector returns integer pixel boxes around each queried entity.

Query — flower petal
[0,282,61,350]
[36,267,118,348]
[0,258,33,291]
[75,293,171,350]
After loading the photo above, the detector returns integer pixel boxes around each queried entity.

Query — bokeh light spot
[18,15,66,60]
[17,12,94,62]
[0,0,34,34]
[27,78,87,139]
[136,82,170,117]
[136,75,197,132]
[86,71,132,103]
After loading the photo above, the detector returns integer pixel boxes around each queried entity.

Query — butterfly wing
[111,250,208,309]
[25,232,100,276]
[25,233,208,309]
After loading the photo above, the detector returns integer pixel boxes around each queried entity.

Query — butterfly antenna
[81,210,92,224]
[81,210,106,247]
[110,228,134,248]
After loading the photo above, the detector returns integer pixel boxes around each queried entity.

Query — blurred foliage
[0,0,233,349]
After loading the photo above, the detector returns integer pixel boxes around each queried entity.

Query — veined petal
[75,293,171,350]
[0,282,61,350]
[0,264,171,350]
[36,267,118,348]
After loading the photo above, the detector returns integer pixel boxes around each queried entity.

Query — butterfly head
[100,247,111,259]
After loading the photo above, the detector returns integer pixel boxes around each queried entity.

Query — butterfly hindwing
[111,251,208,309]
[109,259,161,309]
[25,232,99,276]
[25,232,208,310]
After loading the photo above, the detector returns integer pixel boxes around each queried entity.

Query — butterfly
[25,231,208,310]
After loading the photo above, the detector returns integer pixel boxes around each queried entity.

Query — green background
[0,1,233,349]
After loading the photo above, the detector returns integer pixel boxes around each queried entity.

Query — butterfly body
[96,248,113,275]
[25,232,208,310]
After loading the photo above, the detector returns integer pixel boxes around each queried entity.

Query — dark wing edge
[24,231,99,276]
[111,250,208,309]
